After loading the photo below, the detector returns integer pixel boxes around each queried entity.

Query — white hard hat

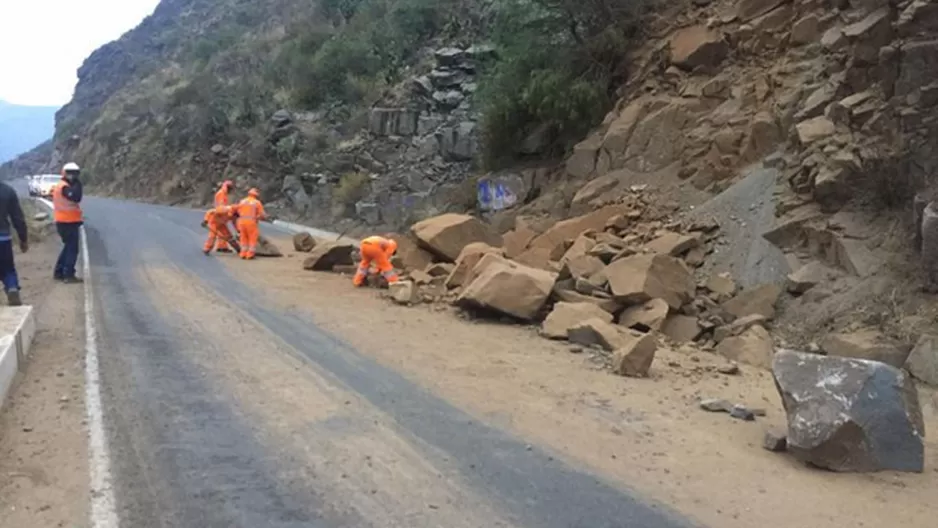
[63,162,80,172]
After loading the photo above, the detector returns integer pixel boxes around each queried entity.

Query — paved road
[16,181,697,528]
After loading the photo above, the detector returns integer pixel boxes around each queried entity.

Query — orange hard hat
[222,180,234,189]
[248,187,260,197]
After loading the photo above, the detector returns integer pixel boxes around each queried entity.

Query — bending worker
[353,235,399,287]
[53,162,83,283]
[202,205,237,255]
[235,188,266,259]
[213,180,236,252]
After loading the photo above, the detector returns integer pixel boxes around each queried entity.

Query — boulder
[552,285,623,314]
[388,281,417,305]
[618,298,669,332]
[795,116,836,145]
[411,213,503,262]
[559,255,606,281]
[661,314,701,343]
[820,330,910,368]
[445,243,503,289]
[541,302,614,340]
[393,235,435,272]
[722,284,781,320]
[527,205,628,253]
[503,226,538,259]
[716,325,774,369]
[786,260,831,294]
[302,241,355,271]
[905,334,938,386]
[713,314,767,343]
[772,350,925,473]
[669,25,728,71]
[568,318,624,351]
[605,254,695,309]
[642,231,700,256]
[457,255,556,320]
[255,236,283,257]
[612,333,658,377]
[561,235,596,263]
[292,232,317,253]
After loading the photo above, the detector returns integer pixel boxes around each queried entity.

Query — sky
[0,0,161,107]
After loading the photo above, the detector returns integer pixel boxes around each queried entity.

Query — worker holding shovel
[202,204,240,255]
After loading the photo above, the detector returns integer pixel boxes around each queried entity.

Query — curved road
[23,184,697,528]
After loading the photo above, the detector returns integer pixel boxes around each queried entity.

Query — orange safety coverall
[236,196,266,259]
[353,236,399,287]
[203,206,235,254]
[213,187,233,251]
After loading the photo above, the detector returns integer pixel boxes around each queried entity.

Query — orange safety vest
[214,187,229,208]
[362,236,397,254]
[237,197,264,221]
[52,181,82,223]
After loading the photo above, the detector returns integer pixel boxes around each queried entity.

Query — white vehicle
[26,175,40,196]
[34,174,60,198]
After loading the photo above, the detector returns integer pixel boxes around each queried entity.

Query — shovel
[201,221,242,253]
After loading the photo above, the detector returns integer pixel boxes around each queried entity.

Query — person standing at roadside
[53,162,83,283]
[0,180,28,305]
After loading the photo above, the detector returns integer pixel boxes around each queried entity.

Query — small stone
[717,363,740,375]
[762,430,788,452]
[700,398,732,412]
[730,404,756,421]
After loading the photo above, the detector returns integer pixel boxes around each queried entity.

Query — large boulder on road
[302,241,355,271]
[445,242,504,289]
[411,214,503,262]
[255,236,283,257]
[457,255,556,321]
[605,254,694,309]
[293,232,317,253]
[772,350,925,473]
[541,302,614,339]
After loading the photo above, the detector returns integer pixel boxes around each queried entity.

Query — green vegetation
[334,171,371,205]
[478,0,651,168]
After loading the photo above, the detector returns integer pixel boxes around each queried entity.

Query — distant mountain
[0,100,58,163]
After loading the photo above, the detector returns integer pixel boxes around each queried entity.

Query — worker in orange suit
[202,205,236,255]
[213,180,235,252]
[353,235,399,287]
[236,188,266,260]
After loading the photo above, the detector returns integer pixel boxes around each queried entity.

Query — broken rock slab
[612,332,658,377]
[388,281,417,305]
[717,325,774,369]
[786,260,831,294]
[302,241,356,271]
[722,283,782,320]
[773,350,925,473]
[292,232,316,253]
[669,25,728,71]
[617,298,669,333]
[445,242,503,289]
[411,213,503,262]
[642,231,700,257]
[906,334,938,386]
[661,314,701,343]
[568,318,625,352]
[541,302,614,340]
[255,236,283,257]
[820,330,911,368]
[457,255,556,321]
[606,254,695,309]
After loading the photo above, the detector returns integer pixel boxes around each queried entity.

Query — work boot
[203,248,211,256]
[6,289,22,307]
[62,276,84,284]
[217,247,233,253]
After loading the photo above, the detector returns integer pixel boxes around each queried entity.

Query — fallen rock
[795,116,836,145]
[292,232,317,252]
[905,334,938,386]
[773,350,925,473]
[713,314,767,343]
[445,243,503,289]
[255,236,283,257]
[394,235,435,272]
[560,234,596,263]
[722,284,781,320]
[302,241,355,271]
[642,231,700,256]
[411,213,503,262]
[705,273,737,297]
[820,330,910,368]
[527,205,628,253]
[606,254,695,309]
[426,262,455,277]
[541,302,614,340]
[700,398,732,412]
[669,25,728,71]
[730,404,756,421]
[552,284,623,314]
[786,260,830,294]
[559,255,606,281]
[763,430,788,452]
[388,281,417,305]
[503,226,538,259]
[457,255,556,320]
[661,314,701,343]
[617,298,669,332]
[568,318,624,351]
[717,325,774,369]
[612,332,658,377]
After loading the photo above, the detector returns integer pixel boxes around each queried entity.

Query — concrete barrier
[0,306,37,411]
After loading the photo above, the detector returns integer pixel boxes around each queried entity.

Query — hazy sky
[0,0,160,107]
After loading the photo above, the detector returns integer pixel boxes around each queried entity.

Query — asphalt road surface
[14,180,697,528]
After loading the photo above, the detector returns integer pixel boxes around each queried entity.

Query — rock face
[411,214,503,262]
[303,241,355,271]
[605,254,694,309]
[612,332,658,377]
[457,256,556,320]
[669,25,728,71]
[820,330,910,368]
[293,232,316,253]
[773,350,925,473]
[541,302,614,339]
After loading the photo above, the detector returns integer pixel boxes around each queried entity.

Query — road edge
[37,198,120,527]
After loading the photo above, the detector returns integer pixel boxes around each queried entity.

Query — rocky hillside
[0,100,57,164]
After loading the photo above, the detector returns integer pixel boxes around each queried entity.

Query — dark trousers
[0,239,19,292]
[55,222,81,279]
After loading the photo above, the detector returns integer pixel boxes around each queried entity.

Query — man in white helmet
[52,162,84,283]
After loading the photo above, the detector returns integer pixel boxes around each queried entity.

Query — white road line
[81,226,120,527]
[37,198,120,526]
